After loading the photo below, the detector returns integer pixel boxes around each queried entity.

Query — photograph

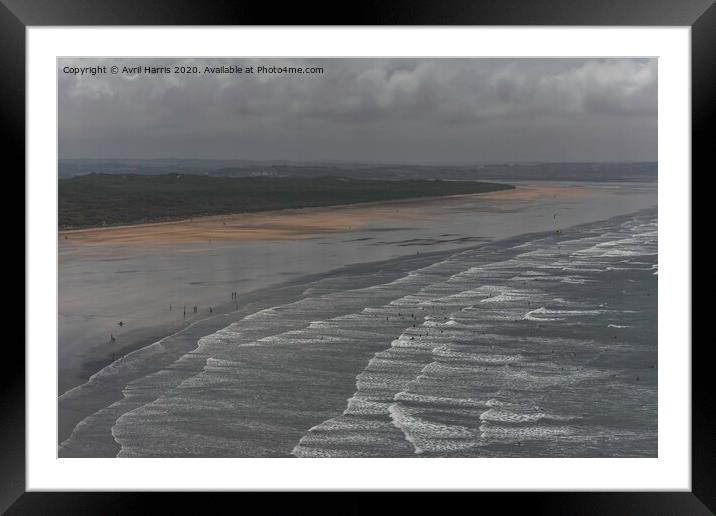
[56,57,659,459]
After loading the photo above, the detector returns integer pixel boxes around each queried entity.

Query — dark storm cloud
[58,58,657,163]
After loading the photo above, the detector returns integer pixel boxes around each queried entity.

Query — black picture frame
[5,0,710,513]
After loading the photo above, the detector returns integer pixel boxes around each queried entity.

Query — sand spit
[59,186,587,246]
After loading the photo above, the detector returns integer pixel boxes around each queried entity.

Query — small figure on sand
[117,321,124,327]
[110,334,116,343]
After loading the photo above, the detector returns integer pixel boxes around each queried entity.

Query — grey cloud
[58,57,657,162]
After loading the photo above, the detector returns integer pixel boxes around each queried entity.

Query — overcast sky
[58,58,657,163]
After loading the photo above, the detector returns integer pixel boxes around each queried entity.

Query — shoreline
[58,243,454,400]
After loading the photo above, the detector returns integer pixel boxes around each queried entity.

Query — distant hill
[58,159,657,182]
[58,174,514,229]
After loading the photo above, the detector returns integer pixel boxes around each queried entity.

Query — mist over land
[59,159,657,182]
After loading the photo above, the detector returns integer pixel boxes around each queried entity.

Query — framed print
[6,0,710,512]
